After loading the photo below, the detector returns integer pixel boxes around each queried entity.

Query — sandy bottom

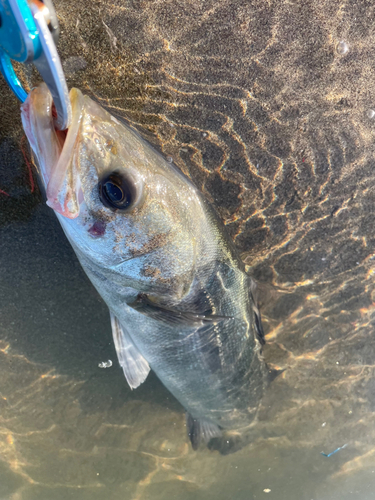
[1,0,375,497]
[0,205,374,500]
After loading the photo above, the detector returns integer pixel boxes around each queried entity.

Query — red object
[20,135,35,193]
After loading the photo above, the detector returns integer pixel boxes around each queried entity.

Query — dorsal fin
[249,278,265,345]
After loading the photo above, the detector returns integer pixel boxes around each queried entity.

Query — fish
[21,84,271,449]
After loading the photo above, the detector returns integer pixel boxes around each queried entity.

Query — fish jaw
[21,84,85,219]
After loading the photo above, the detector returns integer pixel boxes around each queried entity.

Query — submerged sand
[1,0,375,498]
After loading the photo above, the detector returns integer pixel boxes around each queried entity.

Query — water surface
[1,0,375,498]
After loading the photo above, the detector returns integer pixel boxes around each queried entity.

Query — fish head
[21,84,214,296]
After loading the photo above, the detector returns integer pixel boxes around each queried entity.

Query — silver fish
[21,84,270,449]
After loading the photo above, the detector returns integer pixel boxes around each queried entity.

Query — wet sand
[1,0,375,498]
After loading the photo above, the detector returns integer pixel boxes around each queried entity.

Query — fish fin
[110,311,150,390]
[249,279,265,346]
[129,293,232,327]
[253,302,265,346]
[186,413,221,450]
[267,367,285,383]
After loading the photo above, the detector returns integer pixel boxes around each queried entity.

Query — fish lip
[21,85,85,219]
[21,84,56,191]
[46,88,85,219]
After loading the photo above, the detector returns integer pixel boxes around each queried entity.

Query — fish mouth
[21,84,84,219]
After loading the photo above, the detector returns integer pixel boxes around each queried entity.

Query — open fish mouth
[21,84,85,219]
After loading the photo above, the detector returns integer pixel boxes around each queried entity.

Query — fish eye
[99,172,136,211]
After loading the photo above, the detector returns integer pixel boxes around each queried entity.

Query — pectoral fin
[186,413,221,450]
[110,312,150,389]
[129,293,232,327]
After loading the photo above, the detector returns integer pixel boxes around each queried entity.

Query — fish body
[21,85,269,447]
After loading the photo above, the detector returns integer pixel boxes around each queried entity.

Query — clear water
[1,0,375,498]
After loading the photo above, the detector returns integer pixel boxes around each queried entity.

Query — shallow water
[2,0,375,498]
